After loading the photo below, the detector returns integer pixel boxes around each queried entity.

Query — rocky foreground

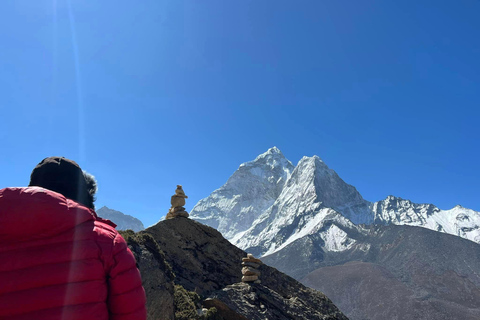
[121,217,348,320]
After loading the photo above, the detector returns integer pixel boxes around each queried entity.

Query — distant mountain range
[96,206,145,232]
[190,147,480,320]
[190,147,480,255]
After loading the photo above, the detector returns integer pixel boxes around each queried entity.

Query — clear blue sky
[1,0,479,227]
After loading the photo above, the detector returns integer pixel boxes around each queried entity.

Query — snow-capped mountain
[373,196,480,243]
[232,155,372,256]
[190,147,294,239]
[96,206,145,232]
[191,147,480,256]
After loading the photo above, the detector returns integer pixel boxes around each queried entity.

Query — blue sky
[1,0,479,227]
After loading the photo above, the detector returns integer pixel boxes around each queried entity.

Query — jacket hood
[0,187,97,242]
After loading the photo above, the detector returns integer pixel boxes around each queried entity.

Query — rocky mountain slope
[122,216,348,320]
[97,206,145,232]
[263,224,480,320]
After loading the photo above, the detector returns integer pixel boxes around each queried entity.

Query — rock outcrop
[205,281,347,320]
[142,217,348,319]
[145,216,243,296]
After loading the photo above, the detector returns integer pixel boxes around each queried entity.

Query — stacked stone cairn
[241,253,262,284]
[165,185,189,219]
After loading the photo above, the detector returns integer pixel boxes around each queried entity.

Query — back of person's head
[29,157,97,209]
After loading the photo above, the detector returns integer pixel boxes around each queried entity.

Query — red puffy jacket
[0,187,147,320]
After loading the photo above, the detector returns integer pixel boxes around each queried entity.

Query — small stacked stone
[242,253,262,283]
[165,185,189,219]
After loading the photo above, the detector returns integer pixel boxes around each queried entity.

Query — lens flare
[66,0,86,163]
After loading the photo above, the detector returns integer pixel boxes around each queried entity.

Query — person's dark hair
[83,170,98,210]
[29,157,97,210]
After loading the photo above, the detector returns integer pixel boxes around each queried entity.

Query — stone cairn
[242,253,262,284]
[165,185,189,219]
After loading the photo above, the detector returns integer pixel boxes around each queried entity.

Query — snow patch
[321,224,356,252]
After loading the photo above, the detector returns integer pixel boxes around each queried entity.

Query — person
[0,157,147,320]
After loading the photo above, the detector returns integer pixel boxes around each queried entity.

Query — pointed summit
[190,148,295,239]
[266,146,283,155]
[299,154,325,163]
[238,147,293,180]
[253,146,286,162]
[286,155,371,221]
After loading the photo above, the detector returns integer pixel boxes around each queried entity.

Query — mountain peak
[254,146,285,161]
[190,147,294,240]
[242,147,293,174]
[268,146,282,154]
[298,155,325,165]
[384,195,404,202]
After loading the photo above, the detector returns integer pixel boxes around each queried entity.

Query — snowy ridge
[374,196,480,243]
[263,208,360,255]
